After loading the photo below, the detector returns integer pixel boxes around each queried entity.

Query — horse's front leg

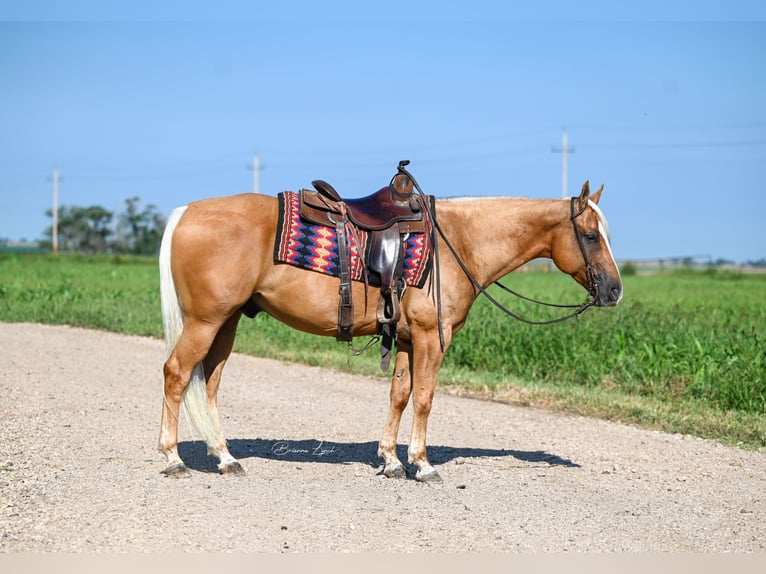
[378,344,413,478]
[408,331,450,483]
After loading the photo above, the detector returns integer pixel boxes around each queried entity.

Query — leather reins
[396,161,600,350]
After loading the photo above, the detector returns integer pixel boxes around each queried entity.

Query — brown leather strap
[334,211,354,342]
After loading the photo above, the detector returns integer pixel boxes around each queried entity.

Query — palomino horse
[158,179,623,482]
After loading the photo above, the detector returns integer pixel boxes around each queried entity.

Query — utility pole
[247,153,261,194]
[51,167,60,253]
[551,128,575,199]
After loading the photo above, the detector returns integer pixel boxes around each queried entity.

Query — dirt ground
[1,322,764,553]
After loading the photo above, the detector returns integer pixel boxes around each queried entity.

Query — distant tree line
[41,196,166,255]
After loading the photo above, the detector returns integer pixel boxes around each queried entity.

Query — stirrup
[376,293,401,325]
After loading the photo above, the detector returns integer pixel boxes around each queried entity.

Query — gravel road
[1,322,764,553]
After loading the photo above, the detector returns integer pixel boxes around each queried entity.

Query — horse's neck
[436,197,562,286]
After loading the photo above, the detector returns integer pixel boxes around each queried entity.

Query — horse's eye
[585,232,599,243]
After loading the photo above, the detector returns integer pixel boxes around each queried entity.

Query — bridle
[490,197,601,319]
[396,161,601,349]
[567,195,601,302]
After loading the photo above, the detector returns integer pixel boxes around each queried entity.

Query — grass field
[1,252,764,449]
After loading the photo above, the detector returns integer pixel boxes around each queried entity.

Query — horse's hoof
[218,461,246,476]
[416,468,443,483]
[383,463,407,479]
[162,462,191,479]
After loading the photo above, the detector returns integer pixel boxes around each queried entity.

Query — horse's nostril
[610,286,621,300]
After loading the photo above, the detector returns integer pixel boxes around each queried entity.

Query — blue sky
[2,2,765,262]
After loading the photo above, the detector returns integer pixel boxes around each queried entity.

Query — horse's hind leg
[202,311,245,475]
[378,344,413,479]
[158,318,220,478]
[159,377,190,478]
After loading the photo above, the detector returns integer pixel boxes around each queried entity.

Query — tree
[43,205,113,253]
[113,197,166,255]
[42,197,167,255]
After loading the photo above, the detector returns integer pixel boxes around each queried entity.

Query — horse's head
[551,181,623,307]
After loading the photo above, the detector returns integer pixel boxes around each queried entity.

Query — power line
[568,122,766,133]
[577,139,766,150]
[63,165,239,183]
[3,129,765,193]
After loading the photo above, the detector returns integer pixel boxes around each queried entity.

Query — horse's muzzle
[595,279,623,307]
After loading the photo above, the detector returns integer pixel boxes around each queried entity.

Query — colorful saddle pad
[274,191,431,288]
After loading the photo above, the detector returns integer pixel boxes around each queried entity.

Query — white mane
[588,199,611,242]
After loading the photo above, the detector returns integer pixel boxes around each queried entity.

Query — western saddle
[298,161,430,370]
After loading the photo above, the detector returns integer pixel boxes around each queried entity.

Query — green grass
[0,253,162,336]
[2,252,764,449]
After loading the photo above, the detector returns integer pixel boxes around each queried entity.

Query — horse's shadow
[178,438,580,475]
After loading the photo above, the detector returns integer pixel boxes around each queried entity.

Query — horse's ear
[575,180,590,211]
[590,183,604,205]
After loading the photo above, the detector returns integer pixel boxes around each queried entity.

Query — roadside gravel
[1,323,764,552]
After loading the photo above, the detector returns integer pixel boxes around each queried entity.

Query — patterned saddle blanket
[273,191,431,288]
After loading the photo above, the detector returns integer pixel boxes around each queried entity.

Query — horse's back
[174,192,278,247]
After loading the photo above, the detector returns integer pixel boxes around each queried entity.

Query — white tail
[159,205,220,445]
